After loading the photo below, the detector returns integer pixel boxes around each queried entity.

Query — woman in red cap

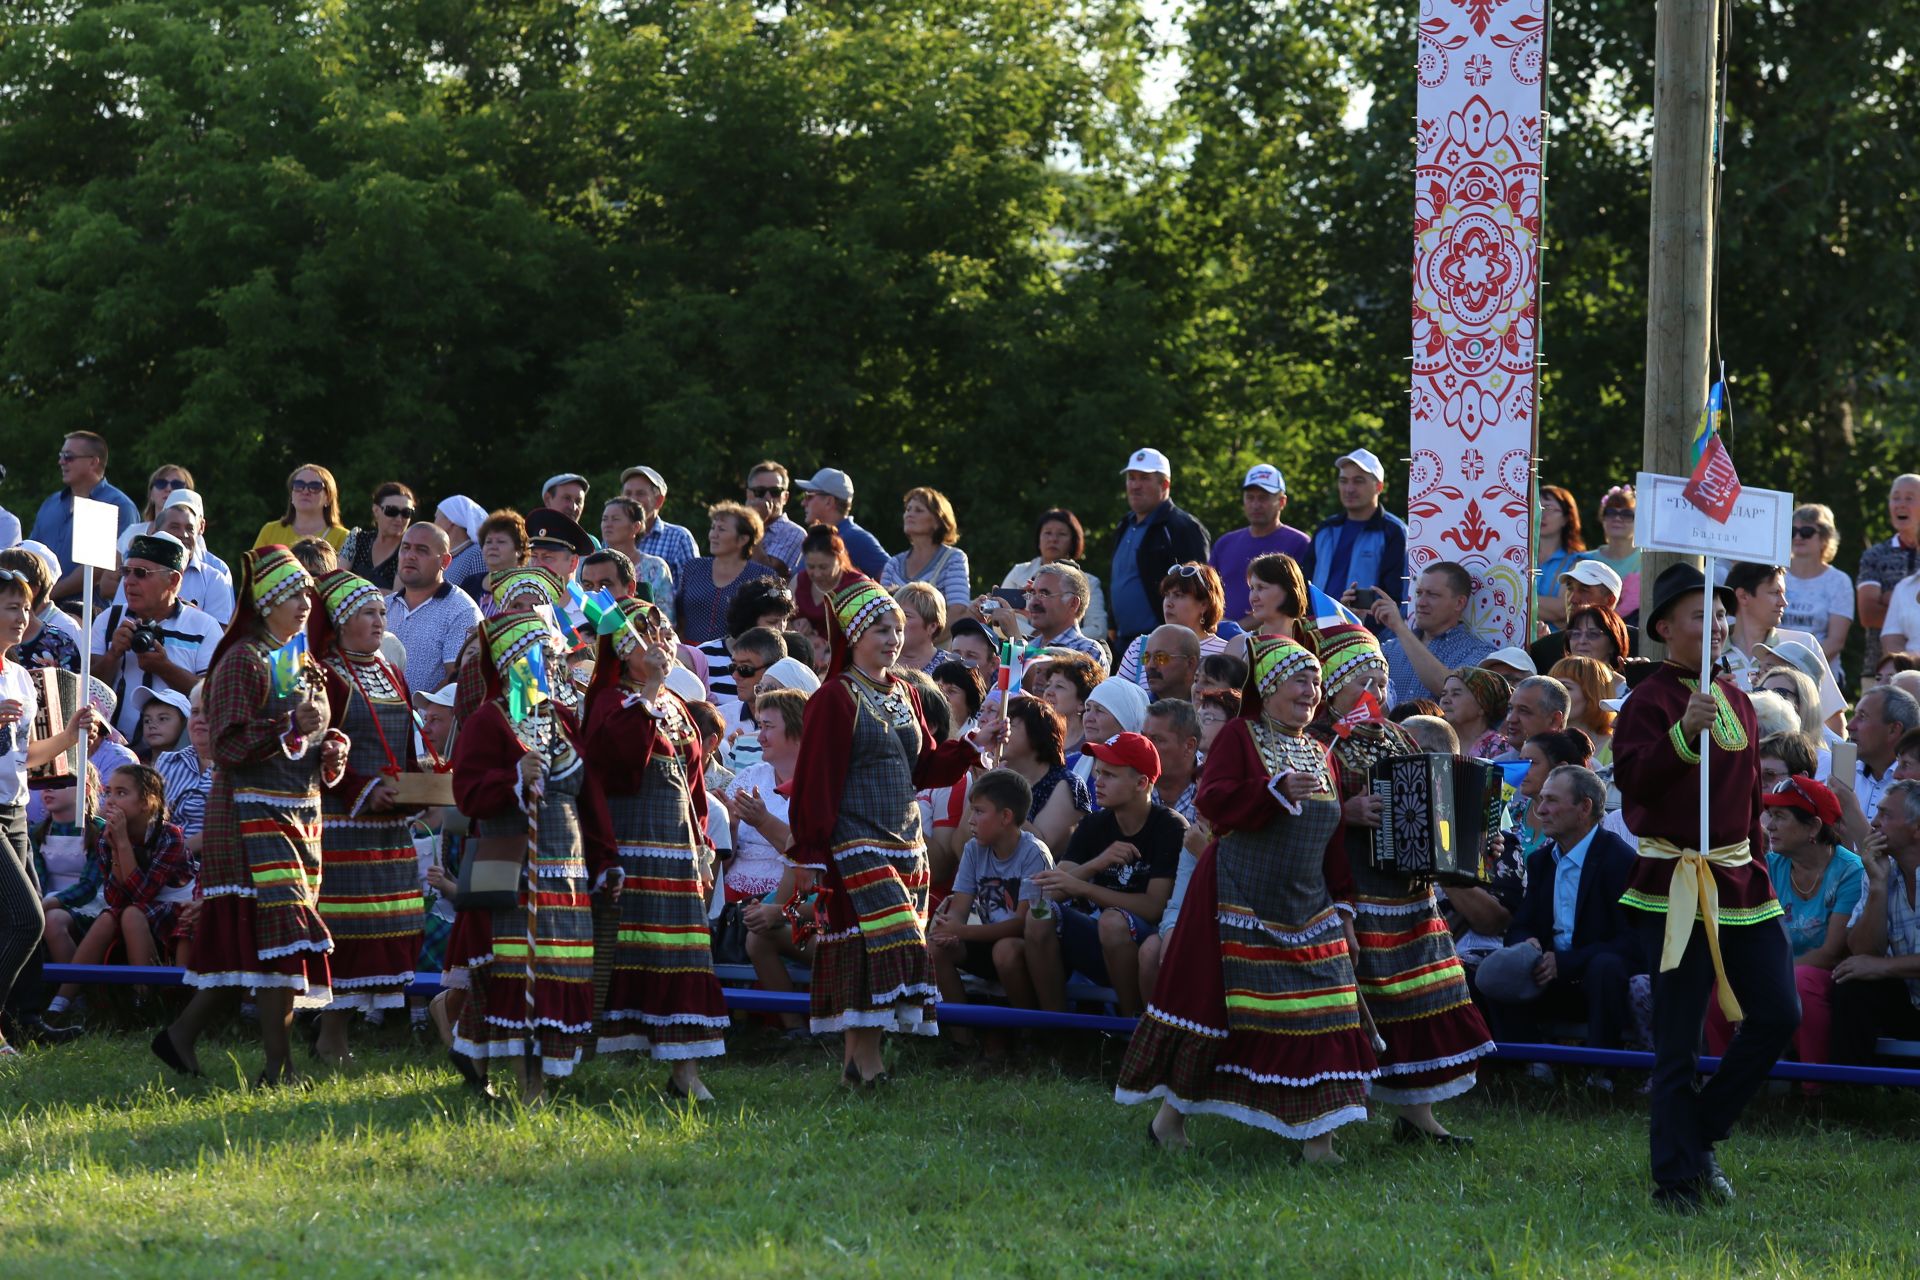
[582,595,729,1101]
[309,568,426,1066]
[1309,623,1490,1146]
[154,545,346,1086]
[1706,774,1863,1089]
[785,580,1003,1086]
[1115,635,1378,1163]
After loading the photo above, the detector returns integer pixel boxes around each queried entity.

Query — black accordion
[1365,753,1502,885]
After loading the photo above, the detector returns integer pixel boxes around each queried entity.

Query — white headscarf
[759,657,821,695]
[436,495,487,546]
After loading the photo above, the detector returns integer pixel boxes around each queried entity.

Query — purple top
[1209,524,1314,621]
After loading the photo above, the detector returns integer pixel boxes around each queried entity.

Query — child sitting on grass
[929,769,1055,1056]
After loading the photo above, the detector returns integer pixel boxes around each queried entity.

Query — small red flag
[1683,432,1743,523]
[1333,690,1385,738]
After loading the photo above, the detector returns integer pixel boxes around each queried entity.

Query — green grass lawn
[4,1023,1920,1278]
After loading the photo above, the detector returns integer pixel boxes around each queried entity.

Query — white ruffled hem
[451,1035,582,1078]
[325,990,407,1012]
[828,841,924,866]
[1218,909,1343,946]
[618,843,698,862]
[1214,1062,1381,1088]
[330,970,415,991]
[1368,1070,1481,1107]
[594,1034,727,1061]
[867,979,939,1008]
[199,884,257,900]
[481,1014,596,1035]
[1113,1085,1370,1140]
[810,1006,938,1036]
[233,790,321,813]
[1142,1003,1229,1039]
[184,970,332,1009]
[257,938,333,961]
[1351,893,1441,918]
[1372,1039,1497,1081]
[599,1010,733,1029]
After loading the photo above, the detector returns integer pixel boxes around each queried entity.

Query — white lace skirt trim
[1113,1085,1370,1140]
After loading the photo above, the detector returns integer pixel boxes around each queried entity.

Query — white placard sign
[70,495,121,570]
[1633,471,1793,566]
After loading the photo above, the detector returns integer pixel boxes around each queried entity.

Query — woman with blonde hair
[882,487,972,610]
[1754,664,1832,781]
[116,464,197,557]
[254,463,349,551]
[1782,502,1853,683]
[1549,656,1617,758]
[892,581,956,674]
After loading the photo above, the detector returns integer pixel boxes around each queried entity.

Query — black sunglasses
[381,505,416,520]
[291,479,326,494]
[152,477,190,491]
[748,486,786,499]
[1792,525,1822,540]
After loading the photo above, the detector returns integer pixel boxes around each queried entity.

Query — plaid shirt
[386,581,483,695]
[638,519,700,579]
[759,515,806,575]
[155,741,213,841]
[1886,864,1920,1009]
[100,821,196,923]
[1382,622,1494,704]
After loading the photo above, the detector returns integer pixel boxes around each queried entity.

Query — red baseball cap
[1762,775,1841,826]
[1083,732,1162,781]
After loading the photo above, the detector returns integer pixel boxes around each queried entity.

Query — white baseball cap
[1335,448,1386,483]
[1482,647,1538,677]
[1559,559,1624,597]
[412,684,459,710]
[160,489,205,517]
[1121,448,1171,479]
[129,685,193,723]
[1242,464,1286,494]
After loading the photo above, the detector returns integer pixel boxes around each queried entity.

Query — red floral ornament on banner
[1409,0,1548,648]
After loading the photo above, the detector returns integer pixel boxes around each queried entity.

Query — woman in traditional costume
[445,610,618,1105]
[309,569,427,1065]
[154,546,345,1085]
[785,581,1002,1085]
[1308,623,1491,1146]
[1115,636,1377,1163]
[581,595,729,1099]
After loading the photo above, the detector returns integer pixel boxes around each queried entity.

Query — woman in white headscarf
[435,496,489,589]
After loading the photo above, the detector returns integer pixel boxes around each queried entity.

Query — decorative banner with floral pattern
[1407,0,1548,646]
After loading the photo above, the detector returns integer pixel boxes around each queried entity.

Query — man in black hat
[87,530,223,742]
[524,507,596,583]
[1611,562,1798,1213]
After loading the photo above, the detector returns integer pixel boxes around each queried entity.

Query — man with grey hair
[1833,778,1920,1062]
[1022,560,1107,667]
[1399,714,1459,755]
[1845,685,1920,822]
[1477,763,1641,1062]
[1501,674,1570,758]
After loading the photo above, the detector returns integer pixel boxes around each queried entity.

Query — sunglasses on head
[1169,563,1205,578]
[1792,525,1822,540]
[291,479,326,494]
[381,505,416,520]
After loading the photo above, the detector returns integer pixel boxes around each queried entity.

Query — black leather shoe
[150,1029,199,1076]
[1392,1116,1474,1149]
[19,1013,83,1045]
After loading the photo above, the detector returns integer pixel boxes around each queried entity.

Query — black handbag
[709,900,752,966]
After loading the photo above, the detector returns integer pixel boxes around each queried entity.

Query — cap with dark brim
[126,532,188,574]
[523,507,596,556]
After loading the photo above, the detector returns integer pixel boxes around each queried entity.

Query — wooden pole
[1640,0,1721,660]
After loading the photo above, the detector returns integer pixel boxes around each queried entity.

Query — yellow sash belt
[1637,837,1753,1022]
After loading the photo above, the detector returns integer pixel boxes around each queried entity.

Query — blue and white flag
[1307,583,1365,629]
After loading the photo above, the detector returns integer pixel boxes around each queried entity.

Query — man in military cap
[524,507,597,583]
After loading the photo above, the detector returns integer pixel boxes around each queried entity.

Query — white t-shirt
[89,599,224,741]
[1782,564,1855,677]
[723,762,789,899]
[0,659,34,805]
[1880,570,1920,652]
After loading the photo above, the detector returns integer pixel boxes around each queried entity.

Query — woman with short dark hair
[1117,563,1235,687]
[340,481,416,591]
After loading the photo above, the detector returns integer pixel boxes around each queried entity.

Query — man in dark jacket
[1109,448,1210,651]
[1481,763,1642,1055]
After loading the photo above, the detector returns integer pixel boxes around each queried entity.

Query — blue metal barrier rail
[41,963,1920,1086]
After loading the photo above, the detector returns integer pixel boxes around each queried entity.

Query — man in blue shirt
[1369,561,1494,704]
[28,430,141,603]
[1304,448,1409,625]
[1481,764,1641,1061]
[1209,463,1313,626]
[794,467,889,579]
[620,465,699,579]
[1108,448,1211,652]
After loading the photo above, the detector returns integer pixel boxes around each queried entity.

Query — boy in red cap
[1013,732,1187,1015]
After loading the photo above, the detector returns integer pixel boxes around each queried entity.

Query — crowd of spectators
[7,435,1920,1082]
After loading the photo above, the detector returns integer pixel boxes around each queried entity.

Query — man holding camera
[89,531,223,743]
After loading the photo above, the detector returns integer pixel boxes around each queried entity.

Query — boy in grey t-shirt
[930,769,1055,1034]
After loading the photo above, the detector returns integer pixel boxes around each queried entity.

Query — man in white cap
[1209,463,1312,627]
[434,495,489,588]
[137,491,236,624]
[620,465,700,579]
[1527,558,1639,671]
[793,466,889,578]
[1110,447,1211,652]
[1305,446,1409,625]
